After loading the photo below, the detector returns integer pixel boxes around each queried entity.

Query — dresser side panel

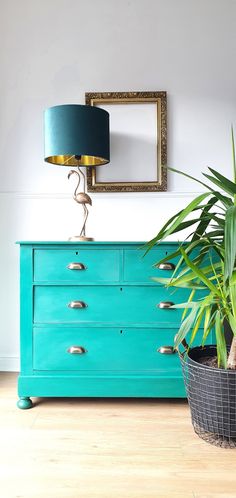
[19,245,34,374]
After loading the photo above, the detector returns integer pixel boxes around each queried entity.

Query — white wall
[1,0,236,370]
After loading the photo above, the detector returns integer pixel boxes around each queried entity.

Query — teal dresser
[17,241,210,408]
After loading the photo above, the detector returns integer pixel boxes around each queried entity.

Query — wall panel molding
[0,191,203,200]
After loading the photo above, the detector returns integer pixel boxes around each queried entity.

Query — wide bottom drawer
[33,327,181,372]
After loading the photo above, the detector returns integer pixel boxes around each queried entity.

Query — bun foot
[17,397,33,409]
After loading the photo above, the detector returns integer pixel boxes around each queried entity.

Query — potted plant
[146,130,236,448]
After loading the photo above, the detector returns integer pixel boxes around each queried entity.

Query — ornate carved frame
[85,91,167,193]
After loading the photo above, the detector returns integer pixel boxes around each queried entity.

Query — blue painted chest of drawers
[17,241,211,408]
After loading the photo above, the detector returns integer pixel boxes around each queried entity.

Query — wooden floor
[1,373,236,498]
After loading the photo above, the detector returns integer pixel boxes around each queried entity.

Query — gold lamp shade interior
[46,154,108,166]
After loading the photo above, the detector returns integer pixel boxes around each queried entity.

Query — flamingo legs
[79,204,89,237]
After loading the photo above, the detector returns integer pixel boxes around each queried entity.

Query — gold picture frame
[85,91,167,192]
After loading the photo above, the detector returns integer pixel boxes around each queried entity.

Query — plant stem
[227,335,236,369]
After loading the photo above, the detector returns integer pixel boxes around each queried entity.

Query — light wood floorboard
[1,372,236,498]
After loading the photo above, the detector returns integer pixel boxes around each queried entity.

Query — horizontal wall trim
[0,191,204,199]
[0,356,19,372]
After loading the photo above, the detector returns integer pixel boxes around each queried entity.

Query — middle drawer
[34,285,198,325]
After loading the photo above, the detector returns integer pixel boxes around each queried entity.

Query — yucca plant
[146,129,236,369]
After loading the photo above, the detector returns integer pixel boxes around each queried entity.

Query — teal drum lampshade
[44,104,110,167]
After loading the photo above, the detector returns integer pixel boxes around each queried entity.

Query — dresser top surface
[16,240,181,246]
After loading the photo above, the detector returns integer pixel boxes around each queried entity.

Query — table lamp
[44,104,110,241]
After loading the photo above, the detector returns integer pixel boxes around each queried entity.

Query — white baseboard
[0,356,19,372]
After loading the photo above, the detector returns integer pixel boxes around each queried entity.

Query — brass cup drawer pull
[158,346,176,355]
[156,262,175,271]
[67,262,87,271]
[157,301,175,309]
[67,346,87,354]
[68,301,88,309]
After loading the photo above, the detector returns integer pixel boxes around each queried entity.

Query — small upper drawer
[33,249,120,282]
[124,246,179,282]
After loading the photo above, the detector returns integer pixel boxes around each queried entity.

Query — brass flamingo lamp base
[68,167,94,242]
